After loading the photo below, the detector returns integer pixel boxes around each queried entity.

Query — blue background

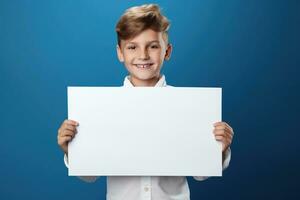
[1,0,299,199]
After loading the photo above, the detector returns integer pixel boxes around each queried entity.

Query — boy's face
[117,29,172,84]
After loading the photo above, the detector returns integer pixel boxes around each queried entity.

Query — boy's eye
[127,46,136,50]
[150,45,159,49]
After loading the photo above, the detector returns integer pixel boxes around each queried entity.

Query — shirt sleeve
[64,154,99,183]
[193,147,231,181]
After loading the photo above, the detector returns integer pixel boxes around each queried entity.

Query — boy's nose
[139,49,150,60]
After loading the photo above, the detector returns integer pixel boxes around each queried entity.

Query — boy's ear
[164,44,172,61]
[116,45,124,62]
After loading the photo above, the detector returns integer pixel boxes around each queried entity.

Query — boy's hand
[213,121,234,152]
[57,119,79,155]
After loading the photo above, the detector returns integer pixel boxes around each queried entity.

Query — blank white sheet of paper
[67,87,222,176]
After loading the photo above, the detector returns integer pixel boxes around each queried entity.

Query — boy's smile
[134,63,154,69]
[117,29,172,86]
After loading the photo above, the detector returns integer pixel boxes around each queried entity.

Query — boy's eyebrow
[147,40,160,44]
[125,40,160,45]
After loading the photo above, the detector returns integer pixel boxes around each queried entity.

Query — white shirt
[64,75,231,200]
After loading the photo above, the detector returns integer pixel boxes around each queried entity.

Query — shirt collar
[123,75,167,87]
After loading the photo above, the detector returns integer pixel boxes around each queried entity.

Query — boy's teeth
[136,64,151,68]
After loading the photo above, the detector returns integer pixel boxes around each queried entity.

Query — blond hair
[115,4,170,46]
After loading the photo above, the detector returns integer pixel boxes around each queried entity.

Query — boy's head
[116,4,172,86]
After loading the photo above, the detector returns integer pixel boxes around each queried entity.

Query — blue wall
[1,0,299,199]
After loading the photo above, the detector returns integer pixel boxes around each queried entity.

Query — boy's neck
[129,74,161,87]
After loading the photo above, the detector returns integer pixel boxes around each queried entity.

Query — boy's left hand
[213,121,234,152]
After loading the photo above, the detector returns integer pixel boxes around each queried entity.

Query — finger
[58,136,72,145]
[213,128,233,137]
[58,125,75,137]
[215,133,231,139]
[213,121,223,126]
[214,125,230,131]
[215,135,231,146]
[63,124,77,132]
[214,125,232,133]
[61,124,78,134]
[60,130,76,138]
[216,121,230,128]
[214,121,233,131]
[58,120,78,135]
[224,131,233,141]
[214,128,226,134]
[213,121,231,127]
[215,135,224,141]
[222,122,234,133]
[213,126,231,133]
[214,125,234,136]
[64,119,79,126]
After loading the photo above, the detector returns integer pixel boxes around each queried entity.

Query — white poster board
[68,87,222,176]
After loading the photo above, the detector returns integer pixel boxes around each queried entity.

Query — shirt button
[144,187,149,192]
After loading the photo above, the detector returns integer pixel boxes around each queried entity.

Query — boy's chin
[130,73,160,81]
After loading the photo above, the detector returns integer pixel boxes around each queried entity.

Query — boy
[57,4,234,200]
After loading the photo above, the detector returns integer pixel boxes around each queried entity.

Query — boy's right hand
[57,119,79,155]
